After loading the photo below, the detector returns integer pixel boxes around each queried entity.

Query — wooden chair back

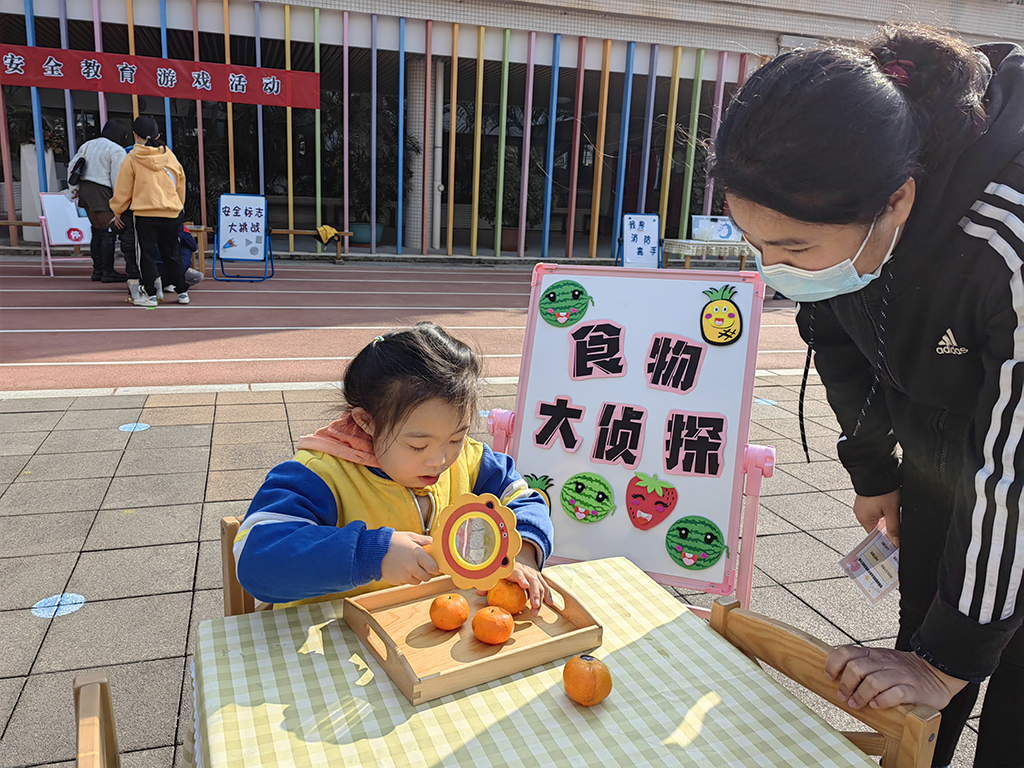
[221,516,257,616]
[74,672,120,768]
[710,597,940,768]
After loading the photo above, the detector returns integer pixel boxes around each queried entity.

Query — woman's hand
[825,646,968,711]
[852,490,901,547]
[477,544,555,616]
[380,531,440,586]
[112,215,125,230]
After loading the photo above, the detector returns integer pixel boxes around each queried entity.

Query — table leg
[685,254,692,270]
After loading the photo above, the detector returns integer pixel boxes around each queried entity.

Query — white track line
[1,354,523,367]
[0,325,527,333]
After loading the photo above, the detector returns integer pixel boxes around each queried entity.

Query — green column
[678,48,705,240]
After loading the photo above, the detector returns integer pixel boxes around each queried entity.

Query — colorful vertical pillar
[24,0,47,194]
[446,23,459,256]
[92,0,107,124]
[285,5,294,251]
[678,48,704,239]
[314,8,321,252]
[637,44,658,213]
[255,2,265,194]
[159,0,172,148]
[370,15,378,255]
[493,28,510,256]
[516,31,536,258]
[224,0,235,191]
[343,12,350,253]
[421,20,432,255]
[610,41,634,263]
[659,46,681,239]
[0,87,19,245]
[58,0,76,159]
[565,36,585,258]
[540,33,560,260]
[470,25,484,257]
[702,50,728,216]
[588,39,611,259]
[396,17,404,254]
[126,0,138,118]
[191,0,207,227]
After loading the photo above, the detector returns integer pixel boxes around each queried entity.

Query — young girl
[714,24,1023,766]
[235,322,555,613]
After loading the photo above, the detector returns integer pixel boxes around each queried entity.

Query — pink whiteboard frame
[509,263,766,596]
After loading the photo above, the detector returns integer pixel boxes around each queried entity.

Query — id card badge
[839,523,899,605]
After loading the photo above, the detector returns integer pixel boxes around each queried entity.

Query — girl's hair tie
[880,59,915,87]
[373,335,385,344]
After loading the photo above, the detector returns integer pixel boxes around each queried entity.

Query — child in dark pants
[109,116,190,308]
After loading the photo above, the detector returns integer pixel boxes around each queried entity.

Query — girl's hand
[478,544,555,616]
[112,215,125,230]
[381,531,440,586]
[852,490,901,547]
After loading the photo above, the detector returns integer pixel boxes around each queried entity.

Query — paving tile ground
[0,380,982,767]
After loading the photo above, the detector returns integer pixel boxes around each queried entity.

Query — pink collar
[296,411,380,468]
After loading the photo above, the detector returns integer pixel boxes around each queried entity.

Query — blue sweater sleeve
[472,444,554,566]
[235,461,393,604]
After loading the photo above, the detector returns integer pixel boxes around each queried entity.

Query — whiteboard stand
[212,194,275,282]
[487,408,774,615]
[39,193,92,277]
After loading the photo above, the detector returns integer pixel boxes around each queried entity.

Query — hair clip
[373,335,385,343]
[880,59,915,87]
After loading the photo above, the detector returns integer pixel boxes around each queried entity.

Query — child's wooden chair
[74,672,120,768]
[710,597,940,768]
[220,516,264,616]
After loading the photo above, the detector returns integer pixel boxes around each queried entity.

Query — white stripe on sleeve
[232,510,315,574]
[960,210,1024,622]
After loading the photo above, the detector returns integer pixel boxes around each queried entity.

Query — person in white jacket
[68,120,131,282]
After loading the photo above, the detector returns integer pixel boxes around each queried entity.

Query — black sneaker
[91,271,103,282]
[101,272,129,283]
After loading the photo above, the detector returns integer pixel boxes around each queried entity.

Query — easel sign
[509,264,765,595]
[213,193,274,282]
[619,213,661,268]
[38,192,92,277]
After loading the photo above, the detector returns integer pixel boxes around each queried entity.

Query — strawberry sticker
[625,472,678,530]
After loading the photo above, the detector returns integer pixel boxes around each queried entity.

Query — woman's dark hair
[712,24,990,224]
[132,116,163,147]
[343,322,482,443]
[100,119,130,147]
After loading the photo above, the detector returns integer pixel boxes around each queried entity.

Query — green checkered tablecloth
[190,557,875,767]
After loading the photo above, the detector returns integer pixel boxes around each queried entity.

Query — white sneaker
[133,289,158,308]
[177,292,190,305]
[185,268,204,286]
[154,277,164,301]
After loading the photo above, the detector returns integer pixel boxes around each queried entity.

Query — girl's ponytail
[868,24,990,168]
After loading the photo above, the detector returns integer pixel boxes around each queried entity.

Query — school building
[2,0,1022,258]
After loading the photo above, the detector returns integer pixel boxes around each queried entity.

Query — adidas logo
[936,329,969,355]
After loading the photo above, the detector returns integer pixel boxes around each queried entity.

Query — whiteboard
[510,264,765,593]
[39,193,91,246]
[217,194,268,261]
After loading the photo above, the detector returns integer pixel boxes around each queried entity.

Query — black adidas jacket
[797,44,1024,682]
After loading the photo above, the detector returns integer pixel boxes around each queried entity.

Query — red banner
[0,45,320,109]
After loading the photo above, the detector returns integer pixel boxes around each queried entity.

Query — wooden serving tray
[342,574,603,705]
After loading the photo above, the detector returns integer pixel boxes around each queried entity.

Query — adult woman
[110,116,189,308]
[67,119,131,282]
[713,25,1023,766]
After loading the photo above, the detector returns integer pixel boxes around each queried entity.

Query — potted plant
[479,145,546,251]
[327,94,421,246]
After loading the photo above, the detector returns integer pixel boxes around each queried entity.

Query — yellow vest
[276,438,485,608]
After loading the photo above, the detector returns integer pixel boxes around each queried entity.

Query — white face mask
[753,220,900,303]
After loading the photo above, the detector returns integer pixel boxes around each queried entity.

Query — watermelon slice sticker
[539,280,594,327]
[560,472,615,523]
[665,516,729,570]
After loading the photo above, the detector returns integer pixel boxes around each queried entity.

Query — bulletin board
[509,263,765,594]
[39,193,91,246]
[216,194,268,261]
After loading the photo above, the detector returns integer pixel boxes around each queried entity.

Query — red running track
[0,260,807,391]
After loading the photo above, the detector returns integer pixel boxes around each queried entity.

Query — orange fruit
[429,593,470,631]
[472,606,515,645]
[563,654,613,706]
[487,579,528,614]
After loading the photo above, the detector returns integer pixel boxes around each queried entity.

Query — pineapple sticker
[700,285,742,346]
[523,474,554,509]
